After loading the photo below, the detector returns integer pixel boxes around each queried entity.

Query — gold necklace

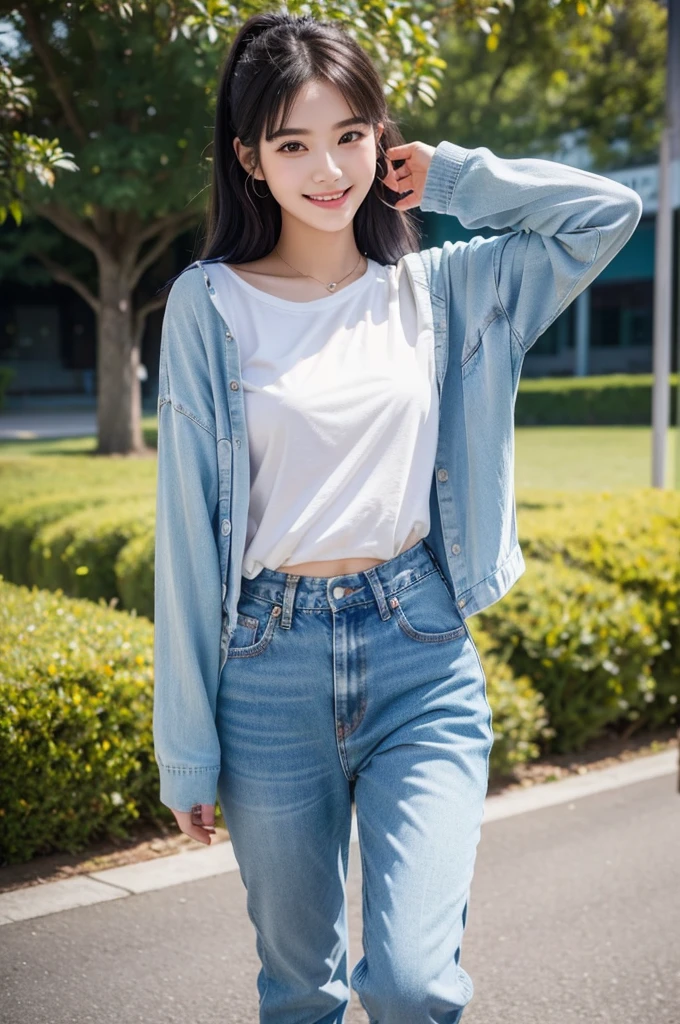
[273,246,365,293]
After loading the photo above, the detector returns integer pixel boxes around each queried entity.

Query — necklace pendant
[327,282,337,291]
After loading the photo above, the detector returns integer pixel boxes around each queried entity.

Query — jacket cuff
[420,141,471,215]
[157,762,221,812]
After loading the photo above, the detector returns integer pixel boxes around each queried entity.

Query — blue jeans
[215,538,493,1024]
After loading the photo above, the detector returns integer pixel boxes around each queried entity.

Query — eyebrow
[268,117,370,141]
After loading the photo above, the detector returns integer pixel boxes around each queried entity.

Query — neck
[274,218,364,282]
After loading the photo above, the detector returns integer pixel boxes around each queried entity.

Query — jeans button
[332,586,345,599]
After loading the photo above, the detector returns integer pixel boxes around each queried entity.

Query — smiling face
[234,78,384,234]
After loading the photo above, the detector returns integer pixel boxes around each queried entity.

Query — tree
[1,0,609,454]
[418,0,666,170]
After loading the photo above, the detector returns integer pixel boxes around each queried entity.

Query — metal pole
[671,0,680,487]
[652,0,679,489]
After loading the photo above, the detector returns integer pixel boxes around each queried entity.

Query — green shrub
[515,373,679,426]
[29,499,155,603]
[115,528,155,620]
[517,489,680,732]
[476,555,669,754]
[0,577,169,864]
[466,622,553,780]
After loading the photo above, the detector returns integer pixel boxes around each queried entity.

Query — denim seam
[166,398,217,439]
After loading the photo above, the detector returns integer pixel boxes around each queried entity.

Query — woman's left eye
[279,130,365,153]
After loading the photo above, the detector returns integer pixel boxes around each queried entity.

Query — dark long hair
[162,11,422,293]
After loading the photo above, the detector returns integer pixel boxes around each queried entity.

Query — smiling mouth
[303,187,352,203]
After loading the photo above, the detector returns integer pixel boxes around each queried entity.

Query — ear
[233,137,260,177]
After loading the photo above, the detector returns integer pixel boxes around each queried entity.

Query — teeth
[307,190,346,201]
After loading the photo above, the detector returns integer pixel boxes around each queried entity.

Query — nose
[311,151,343,184]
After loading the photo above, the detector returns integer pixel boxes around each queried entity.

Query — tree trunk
[96,261,146,456]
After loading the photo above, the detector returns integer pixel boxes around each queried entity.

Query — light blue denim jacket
[153,141,642,810]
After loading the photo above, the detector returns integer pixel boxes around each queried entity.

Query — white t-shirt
[210,256,439,579]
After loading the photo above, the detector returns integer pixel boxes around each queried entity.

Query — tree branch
[489,4,520,101]
[127,210,200,288]
[34,201,109,262]
[30,250,101,314]
[134,292,168,346]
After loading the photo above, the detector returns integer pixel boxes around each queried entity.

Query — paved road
[1,772,679,1023]
[0,406,157,441]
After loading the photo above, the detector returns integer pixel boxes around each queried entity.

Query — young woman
[152,11,642,1023]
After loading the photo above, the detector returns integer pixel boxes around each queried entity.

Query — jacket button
[458,598,466,608]
[437,468,448,482]
[234,437,241,448]
[229,380,239,391]
[451,543,461,555]
[225,330,233,339]
[221,519,231,536]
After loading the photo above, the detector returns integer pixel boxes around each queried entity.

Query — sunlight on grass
[515,426,678,491]
[1,421,679,492]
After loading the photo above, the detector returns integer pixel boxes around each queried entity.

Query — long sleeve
[420,142,643,353]
[153,275,223,812]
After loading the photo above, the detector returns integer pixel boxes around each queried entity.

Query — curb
[1,748,676,927]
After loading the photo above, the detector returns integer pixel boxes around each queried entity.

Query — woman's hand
[380,141,437,211]
[172,803,216,845]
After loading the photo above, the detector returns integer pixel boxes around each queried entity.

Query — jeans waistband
[239,539,447,621]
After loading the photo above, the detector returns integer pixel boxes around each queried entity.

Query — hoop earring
[245,171,271,199]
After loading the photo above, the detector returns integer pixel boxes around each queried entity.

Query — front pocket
[389,570,467,644]
[227,597,282,659]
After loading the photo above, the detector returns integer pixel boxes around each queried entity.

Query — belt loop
[364,567,391,621]
[280,575,300,629]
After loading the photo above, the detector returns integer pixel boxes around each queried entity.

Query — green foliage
[0,577,168,865]
[515,373,680,426]
[465,622,552,779]
[517,488,680,732]
[115,528,156,621]
[0,368,16,410]
[477,555,670,754]
[29,499,156,602]
[419,0,666,169]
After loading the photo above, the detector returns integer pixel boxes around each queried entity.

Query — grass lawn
[0,420,678,492]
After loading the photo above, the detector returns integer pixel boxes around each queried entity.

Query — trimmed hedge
[514,373,679,426]
[0,578,167,864]
[516,488,680,735]
[475,555,670,754]
[0,576,547,864]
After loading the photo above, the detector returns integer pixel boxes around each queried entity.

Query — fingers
[171,804,216,845]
